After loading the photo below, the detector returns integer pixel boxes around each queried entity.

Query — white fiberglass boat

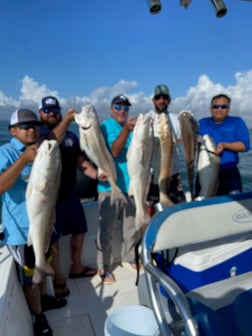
[1,191,252,335]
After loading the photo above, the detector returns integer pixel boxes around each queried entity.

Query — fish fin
[36,181,48,191]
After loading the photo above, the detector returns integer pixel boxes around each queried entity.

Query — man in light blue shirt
[0,108,66,336]
[0,136,32,245]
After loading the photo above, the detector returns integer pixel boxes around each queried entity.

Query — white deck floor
[0,200,149,336]
[45,264,143,336]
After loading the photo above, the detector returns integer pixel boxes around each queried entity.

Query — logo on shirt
[63,137,74,147]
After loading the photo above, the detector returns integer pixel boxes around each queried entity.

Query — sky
[0,0,252,125]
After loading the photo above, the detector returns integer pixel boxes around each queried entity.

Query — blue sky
[0,0,252,125]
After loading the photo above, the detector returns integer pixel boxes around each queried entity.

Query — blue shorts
[51,194,87,243]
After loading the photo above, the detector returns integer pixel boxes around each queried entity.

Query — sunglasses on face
[113,104,130,112]
[212,104,228,110]
[18,123,39,130]
[154,94,169,100]
[42,107,61,115]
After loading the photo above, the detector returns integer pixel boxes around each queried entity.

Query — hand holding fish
[216,142,225,155]
[22,144,38,163]
[97,169,108,181]
[51,108,76,143]
[65,108,76,122]
[124,116,137,132]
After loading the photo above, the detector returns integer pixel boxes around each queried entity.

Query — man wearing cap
[0,109,66,336]
[38,96,107,296]
[147,84,186,215]
[96,95,140,284]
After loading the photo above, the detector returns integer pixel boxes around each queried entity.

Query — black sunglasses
[42,107,61,115]
[18,123,40,130]
[154,94,169,100]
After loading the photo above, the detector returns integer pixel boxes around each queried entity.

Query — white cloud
[20,76,59,103]
[170,71,252,126]
[0,72,252,127]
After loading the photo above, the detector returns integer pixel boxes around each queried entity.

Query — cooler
[156,234,252,335]
[157,233,252,293]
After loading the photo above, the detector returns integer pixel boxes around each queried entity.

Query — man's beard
[155,104,168,113]
[41,115,62,129]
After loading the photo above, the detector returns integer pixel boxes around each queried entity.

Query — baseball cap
[111,95,131,106]
[154,84,170,98]
[39,96,61,110]
[9,109,42,127]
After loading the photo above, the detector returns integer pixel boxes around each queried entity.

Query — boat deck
[45,263,142,336]
[0,200,146,336]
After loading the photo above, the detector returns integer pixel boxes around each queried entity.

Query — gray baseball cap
[9,109,42,126]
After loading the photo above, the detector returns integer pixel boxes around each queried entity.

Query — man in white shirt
[146,84,185,215]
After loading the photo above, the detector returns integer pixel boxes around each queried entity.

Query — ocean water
[0,121,252,220]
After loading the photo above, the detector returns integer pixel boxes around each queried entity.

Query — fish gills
[26,139,62,285]
[156,113,174,206]
[197,134,220,198]
[127,114,153,230]
[178,110,199,198]
[75,104,126,204]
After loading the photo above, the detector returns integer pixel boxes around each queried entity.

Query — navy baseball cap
[39,96,61,110]
[111,95,131,106]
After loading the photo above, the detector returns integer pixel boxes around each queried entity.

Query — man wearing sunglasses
[38,96,102,297]
[195,93,250,196]
[146,84,186,216]
[0,108,67,336]
[96,95,141,284]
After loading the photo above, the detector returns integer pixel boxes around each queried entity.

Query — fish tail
[110,187,128,205]
[159,193,174,207]
[135,212,151,231]
[32,263,54,285]
[32,268,44,285]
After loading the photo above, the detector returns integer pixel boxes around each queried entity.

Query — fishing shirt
[0,138,32,245]
[149,111,182,181]
[198,116,250,170]
[98,117,132,193]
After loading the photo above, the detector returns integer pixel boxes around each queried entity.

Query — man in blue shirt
[97,95,140,284]
[196,93,250,196]
[0,108,66,336]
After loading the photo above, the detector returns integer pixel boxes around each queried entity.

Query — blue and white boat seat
[142,192,252,336]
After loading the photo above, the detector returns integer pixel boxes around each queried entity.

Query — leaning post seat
[142,192,252,336]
